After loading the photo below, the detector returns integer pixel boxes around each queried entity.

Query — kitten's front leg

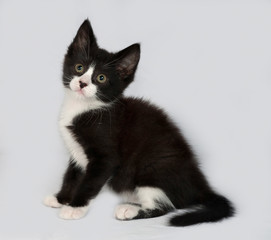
[44,160,84,208]
[59,157,115,220]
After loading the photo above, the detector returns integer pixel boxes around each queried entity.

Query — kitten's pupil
[99,75,104,80]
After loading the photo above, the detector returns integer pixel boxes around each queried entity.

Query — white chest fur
[59,90,107,169]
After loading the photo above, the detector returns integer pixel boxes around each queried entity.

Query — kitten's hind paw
[59,206,89,220]
[115,204,140,220]
[43,195,62,208]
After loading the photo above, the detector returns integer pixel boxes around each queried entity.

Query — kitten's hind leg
[115,187,174,220]
[115,203,141,220]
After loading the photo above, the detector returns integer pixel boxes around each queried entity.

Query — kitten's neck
[59,89,109,126]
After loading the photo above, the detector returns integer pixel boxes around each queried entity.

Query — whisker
[85,111,94,126]
[63,75,73,81]
[98,91,124,107]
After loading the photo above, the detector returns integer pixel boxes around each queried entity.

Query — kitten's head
[62,19,140,103]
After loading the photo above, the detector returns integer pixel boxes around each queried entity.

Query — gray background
[0,0,271,239]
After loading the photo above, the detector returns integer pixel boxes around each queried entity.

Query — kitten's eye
[97,74,107,83]
[75,64,84,73]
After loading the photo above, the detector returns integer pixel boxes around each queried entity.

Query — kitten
[44,19,234,226]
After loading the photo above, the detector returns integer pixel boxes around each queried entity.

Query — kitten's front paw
[43,195,62,208]
[115,204,140,220]
[59,206,89,220]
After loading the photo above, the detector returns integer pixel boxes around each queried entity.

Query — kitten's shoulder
[119,96,167,116]
[121,96,160,108]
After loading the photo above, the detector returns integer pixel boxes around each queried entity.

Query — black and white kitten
[44,19,234,226]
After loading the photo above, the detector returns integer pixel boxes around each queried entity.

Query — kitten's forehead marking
[81,65,95,83]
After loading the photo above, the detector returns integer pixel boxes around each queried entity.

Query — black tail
[169,193,235,227]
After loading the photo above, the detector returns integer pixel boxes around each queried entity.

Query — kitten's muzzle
[79,81,88,89]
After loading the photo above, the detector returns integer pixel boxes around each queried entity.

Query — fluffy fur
[44,19,234,226]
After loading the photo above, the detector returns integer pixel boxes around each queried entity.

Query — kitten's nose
[79,81,88,89]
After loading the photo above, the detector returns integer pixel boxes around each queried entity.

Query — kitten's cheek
[69,82,74,91]
[69,81,80,92]
[84,85,97,98]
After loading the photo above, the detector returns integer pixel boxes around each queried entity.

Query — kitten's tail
[169,193,235,227]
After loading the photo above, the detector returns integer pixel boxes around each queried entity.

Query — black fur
[169,194,234,226]
[55,19,234,226]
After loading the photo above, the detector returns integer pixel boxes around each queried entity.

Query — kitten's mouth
[76,89,85,96]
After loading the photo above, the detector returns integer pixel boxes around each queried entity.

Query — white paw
[59,206,88,220]
[43,195,62,208]
[115,204,140,220]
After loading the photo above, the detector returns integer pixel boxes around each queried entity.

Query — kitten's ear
[115,44,140,79]
[68,19,97,53]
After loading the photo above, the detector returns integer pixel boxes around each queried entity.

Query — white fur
[115,204,140,220]
[69,67,97,99]
[136,187,174,209]
[43,195,62,208]
[115,187,174,220]
[59,66,108,169]
[121,191,140,204]
[59,205,89,220]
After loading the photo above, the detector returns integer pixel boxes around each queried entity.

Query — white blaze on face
[69,66,97,99]
[59,65,109,170]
